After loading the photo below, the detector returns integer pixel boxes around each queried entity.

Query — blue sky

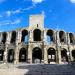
[0,0,75,33]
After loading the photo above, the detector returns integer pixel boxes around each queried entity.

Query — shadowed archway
[19,48,27,62]
[21,30,28,44]
[2,32,7,44]
[32,47,42,63]
[47,30,55,44]
[47,48,56,64]
[61,49,68,63]
[33,29,41,41]
[59,31,66,43]
[7,49,14,63]
[0,50,4,62]
[69,33,74,44]
[72,50,75,61]
[10,31,16,44]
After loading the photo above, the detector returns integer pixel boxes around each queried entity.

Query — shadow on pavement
[17,64,75,75]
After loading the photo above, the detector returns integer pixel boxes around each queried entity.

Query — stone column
[3,32,10,63]
[56,31,61,64]
[57,47,61,64]
[0,33,3,43]
[14,46,19,64]
[18,31,22,44]
[28,44,32,63]
[3,44,8,63]
[44,47,48,64]
[68,45,73,61]
[67,33,72,62]
[14,31,21,64]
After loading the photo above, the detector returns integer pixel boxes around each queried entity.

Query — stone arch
[47,48,56,63]
[7,49,14,63]
[59,31,66,43]
[33,29,41,41]
[2,32,7,44]
[69,33,74,44]
[19,48,27,62]
[47,29,55,44]
[21,29,28,44]
[0,49,4,62]
[32,47,42,63]
[71,50,75,61]
[61,48,68,63]
[10,31,16,44]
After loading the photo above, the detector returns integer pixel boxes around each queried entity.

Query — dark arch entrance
[33,29,41,41]
[10,31,16,44]
[69,33,74,44]
[72,50,75,61]
[47,30,54,44]
[19,48,27,62]
[47,48,56,63]
[0,50,4,62]
[21,30,28,44]
[61,49,68,63]
[32,47,42,63]
[7,49,14,63]
[59,31,65,43]
[2,32,7,44]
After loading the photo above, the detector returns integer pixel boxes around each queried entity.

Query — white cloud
[32,0,44,4]
[0,0,6,3]
[0,14,3,17]
[0,19,21,26]
[5,9,21,17]
[70,0,75,3]
[12,9,22,14]
[6,11,11,17]
[10,19,21,24]
[22,6,35,11]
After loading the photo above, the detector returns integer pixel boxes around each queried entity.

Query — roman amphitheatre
[0,14,75,75]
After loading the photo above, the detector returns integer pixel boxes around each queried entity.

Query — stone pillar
[14,46,19,64]
[18,31,22,44]
[3,32,11,63]
[56,31,61,64]
[68,45,73,61]
[57,47,61,64]
[3,44,8,63]
[67,33,73,62]
[28,44,32,63]
[44,47,48,64]
[67,33,70,44]
[0,33,3,43]
[29,30,33,42]
[14,31,21,64]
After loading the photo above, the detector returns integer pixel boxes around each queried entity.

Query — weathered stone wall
[0,14,75,64]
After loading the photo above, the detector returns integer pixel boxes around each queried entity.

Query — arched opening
[32,47,42,63]
[61,49,68,63]
[59,31,65,43]
[19,48,27,62]
[7,49,14,63]
[2,32,7,44]
[47,48,56,64]
[21,30,28,44]
[69,33,74,44]
[10,31,16,44]
[47,29,54,44]
[72,50,75,61]
[0,50,4,62]
[33,29,41,41]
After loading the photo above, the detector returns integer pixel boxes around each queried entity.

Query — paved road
[0,63,75,75]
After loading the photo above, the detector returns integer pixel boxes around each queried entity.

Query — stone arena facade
[0,14,75,64]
